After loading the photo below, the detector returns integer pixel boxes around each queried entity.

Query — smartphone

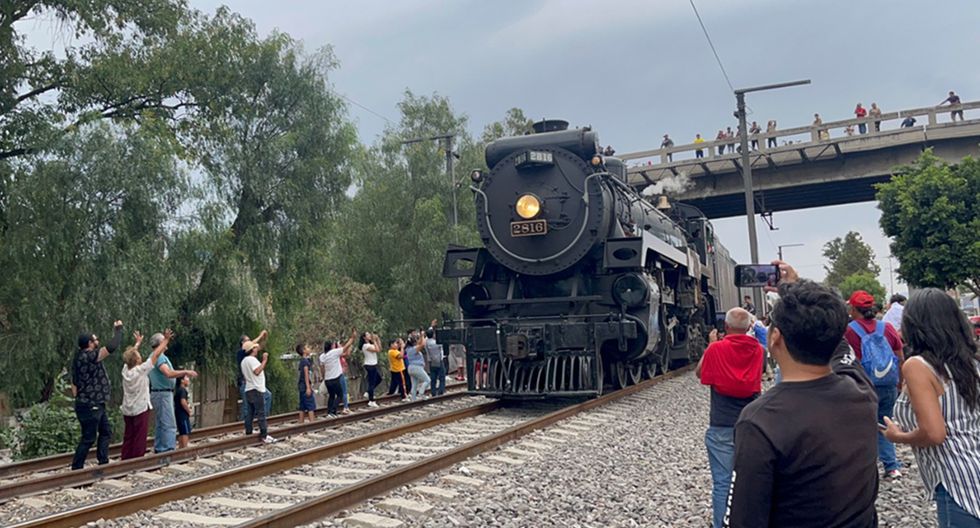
[878,422,887,431]
[734,264,780,288]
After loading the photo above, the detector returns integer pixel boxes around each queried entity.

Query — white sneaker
[367,401,379,408]
[401,398,411,402]
[262,435,278,444]
[362,392,369,399]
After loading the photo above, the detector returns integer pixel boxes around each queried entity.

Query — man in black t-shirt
[725,263,878,528]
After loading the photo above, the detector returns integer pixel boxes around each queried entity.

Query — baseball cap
[847,290,875,309]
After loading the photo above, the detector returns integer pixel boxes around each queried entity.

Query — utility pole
[777,243,804,261]
[735,79,810,314]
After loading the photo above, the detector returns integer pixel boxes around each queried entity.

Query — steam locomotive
[436,120,737,398]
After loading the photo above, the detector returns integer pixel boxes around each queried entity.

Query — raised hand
[133,331,143,345]
[114,320,124,328]
[164,328,174,341]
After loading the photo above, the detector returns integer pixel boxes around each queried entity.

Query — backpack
[849,320,899,386]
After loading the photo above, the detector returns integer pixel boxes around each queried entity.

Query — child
[297,343,315,423]
[174,375,192,449]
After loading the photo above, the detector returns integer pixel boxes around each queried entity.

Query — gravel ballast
[311,372,937,528]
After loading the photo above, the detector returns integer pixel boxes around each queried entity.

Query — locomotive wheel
[657,347,671,375]
[628,363,643,385]
[614,361,628,389]
[642,362,655,380]
[595,357,604,396]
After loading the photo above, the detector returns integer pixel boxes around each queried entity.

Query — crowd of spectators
[648,90,966,167]
[69,318,464,466]
[699,260,980,527]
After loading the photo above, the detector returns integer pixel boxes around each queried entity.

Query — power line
[337,92,394,125]
[689,0,735,93]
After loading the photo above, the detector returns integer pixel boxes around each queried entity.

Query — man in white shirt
[241,340,275,443]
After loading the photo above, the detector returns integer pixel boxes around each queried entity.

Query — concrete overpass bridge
[620,101,980,219]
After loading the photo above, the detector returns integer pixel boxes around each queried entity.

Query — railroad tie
[156,511,249,525]
[377,497,434,515]
[206,497,293,510]
[340,512,404,528]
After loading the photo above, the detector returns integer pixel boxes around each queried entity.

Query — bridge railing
[621,100,980,168]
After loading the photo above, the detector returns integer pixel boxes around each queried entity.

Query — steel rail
[0,382,466,480]
[0,391,471,503]
[240,366,692,528]
[10,400,502,528]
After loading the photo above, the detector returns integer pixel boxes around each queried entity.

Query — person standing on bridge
[725,127,736,153]
[661,134,674,161]
[870,103,883,132]
[939,91,964,122]
[855,102,869,134]
[749,122,761,150]
[696,307,763,528]
[813,113,829,140]
[766,120,777,148]
[715,130,726,156]
[694,133,705,158]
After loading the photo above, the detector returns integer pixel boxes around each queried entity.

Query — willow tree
[173,10,357,388]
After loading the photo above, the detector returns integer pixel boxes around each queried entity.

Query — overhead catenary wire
[689,0,735,93]
[337,92,394,125]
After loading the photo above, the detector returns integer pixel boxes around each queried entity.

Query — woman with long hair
[883,288,980,527]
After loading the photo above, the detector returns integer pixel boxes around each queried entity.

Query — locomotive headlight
[515,194,542,219]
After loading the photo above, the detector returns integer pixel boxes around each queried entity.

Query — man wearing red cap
[845,290,905,479]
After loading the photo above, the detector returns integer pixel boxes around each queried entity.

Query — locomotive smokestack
[532,119,569,133]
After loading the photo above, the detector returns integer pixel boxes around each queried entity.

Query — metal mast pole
[734,79,811,314]
[735,92,762,314]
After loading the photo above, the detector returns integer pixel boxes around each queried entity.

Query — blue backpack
[849,320,899,386]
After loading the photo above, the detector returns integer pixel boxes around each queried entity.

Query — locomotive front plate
[510,219,548,237]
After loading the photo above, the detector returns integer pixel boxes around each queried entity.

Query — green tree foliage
[838,272,887,307]
[0,123,188,403]
[0,0,189,162]
[332,91,479,335]
[877,150,980,296]
[822,231,881,290]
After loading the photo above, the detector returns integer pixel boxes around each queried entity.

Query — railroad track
[10,368,689,528]
[0,392,479,525]
[0,382,466,481]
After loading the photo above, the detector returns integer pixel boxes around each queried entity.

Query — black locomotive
[437,120,737,398]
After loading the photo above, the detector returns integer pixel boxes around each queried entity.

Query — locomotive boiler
[436,120,737,398]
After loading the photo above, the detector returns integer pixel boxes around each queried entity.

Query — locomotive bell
[656,195,671,210]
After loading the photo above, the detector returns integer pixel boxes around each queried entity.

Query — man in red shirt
[697,307,764,528]
[855,102,868,134]
[844,290,905,479]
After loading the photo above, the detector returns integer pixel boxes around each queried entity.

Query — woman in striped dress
[882,288,980,527]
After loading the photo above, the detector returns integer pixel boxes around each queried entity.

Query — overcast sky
[28,0,980,292]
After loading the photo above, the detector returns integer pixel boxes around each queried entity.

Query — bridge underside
[628,125,980,219]
[683,173,891,218]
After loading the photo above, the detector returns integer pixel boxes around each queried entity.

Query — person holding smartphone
[725,260,879,527]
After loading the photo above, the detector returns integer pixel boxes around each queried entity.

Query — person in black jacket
[725,263,878,528]
[71,320,123,470]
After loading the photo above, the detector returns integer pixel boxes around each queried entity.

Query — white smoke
[641,172,693,197]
